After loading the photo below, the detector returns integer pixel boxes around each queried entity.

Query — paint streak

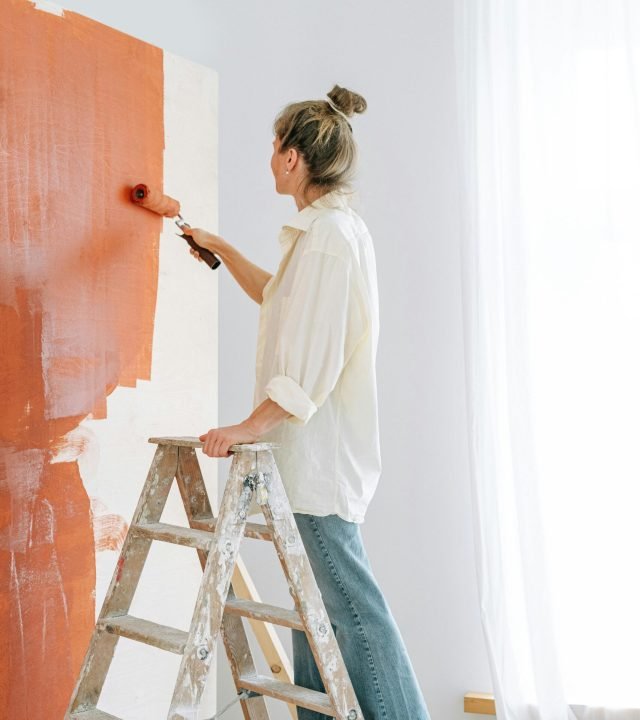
[90,497,129,552]
[0,1,164,717]
[114,554,126,584]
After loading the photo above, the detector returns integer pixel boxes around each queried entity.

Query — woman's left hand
[199,421,260,457]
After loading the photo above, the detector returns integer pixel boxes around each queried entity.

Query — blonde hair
[273,84,367,203]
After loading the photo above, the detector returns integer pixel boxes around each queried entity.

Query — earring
[285,170,290,175]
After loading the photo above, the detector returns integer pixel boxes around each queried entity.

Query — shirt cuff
[264,375,318,426]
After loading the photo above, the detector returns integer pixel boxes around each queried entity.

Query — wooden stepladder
[65,437,363,720]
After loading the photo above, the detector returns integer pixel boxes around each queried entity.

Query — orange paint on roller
[130,183,222,269]
[130,183,181,217]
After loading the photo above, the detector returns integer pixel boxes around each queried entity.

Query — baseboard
[464,692,496,715]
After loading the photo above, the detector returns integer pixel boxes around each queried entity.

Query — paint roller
[130,183,221,270]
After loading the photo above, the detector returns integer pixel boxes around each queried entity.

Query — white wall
[59,1,492,718]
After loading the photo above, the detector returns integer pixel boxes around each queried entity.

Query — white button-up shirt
[252,189,381,523]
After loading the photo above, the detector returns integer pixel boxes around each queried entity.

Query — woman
[183,84,431,720]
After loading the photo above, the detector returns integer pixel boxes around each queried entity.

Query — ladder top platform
[148,436,280,451]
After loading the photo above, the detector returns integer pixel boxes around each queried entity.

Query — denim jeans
[291,513,431,720]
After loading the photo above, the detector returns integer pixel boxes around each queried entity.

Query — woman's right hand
[181,226,225,262]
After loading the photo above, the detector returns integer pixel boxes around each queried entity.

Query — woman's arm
[199,398,292,457]
[183,227,273,305]
[261,247,368,426]
[244,397,293,436]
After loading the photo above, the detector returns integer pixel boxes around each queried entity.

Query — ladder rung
[237,674,336,716]
[190,517,274,541]
[98,614,187,654]
[69,710,122,720]
[135,519,273,547]
[133,521,213,550]
[239,519,273,540]
[224,597,304,631]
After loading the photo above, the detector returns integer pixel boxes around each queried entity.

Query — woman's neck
[294,185,329,211]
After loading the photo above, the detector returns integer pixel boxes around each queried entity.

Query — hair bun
[327,84,367,118]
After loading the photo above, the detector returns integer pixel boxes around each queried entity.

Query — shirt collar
[279,189,352,253]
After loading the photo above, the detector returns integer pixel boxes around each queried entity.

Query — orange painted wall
[0,2,164,717]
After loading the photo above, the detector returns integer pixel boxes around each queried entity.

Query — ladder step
[224,597,305,631]
[69,710,122,720]
[134,519,273,547]
[98,614,187,655]
[133,521,213,550]
[237,674,336,716]
[191,517,274,541]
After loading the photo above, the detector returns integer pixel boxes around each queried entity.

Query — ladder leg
[65,444,179,718]
[175,445,215,530]
[168,449,257,719]
[260,452,363,720]
[174,445,216,582]
[176,447,270,720]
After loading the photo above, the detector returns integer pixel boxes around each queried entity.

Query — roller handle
[177,226,222,270]
[130,184,221,270]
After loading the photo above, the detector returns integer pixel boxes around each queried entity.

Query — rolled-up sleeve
[265,248,367,426]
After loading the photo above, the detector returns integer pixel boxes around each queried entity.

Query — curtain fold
[454,2,640,719]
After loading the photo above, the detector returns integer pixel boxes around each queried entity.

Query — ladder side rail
[168,450,254,718]
[259,451,363,720]
[176,447,270,720]
[66,444,179,717]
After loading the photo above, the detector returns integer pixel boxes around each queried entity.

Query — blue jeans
[291,513,431,720]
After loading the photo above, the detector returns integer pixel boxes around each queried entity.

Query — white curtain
[454,2,640,719]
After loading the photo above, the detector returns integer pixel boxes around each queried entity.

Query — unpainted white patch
[31,1,64,16]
